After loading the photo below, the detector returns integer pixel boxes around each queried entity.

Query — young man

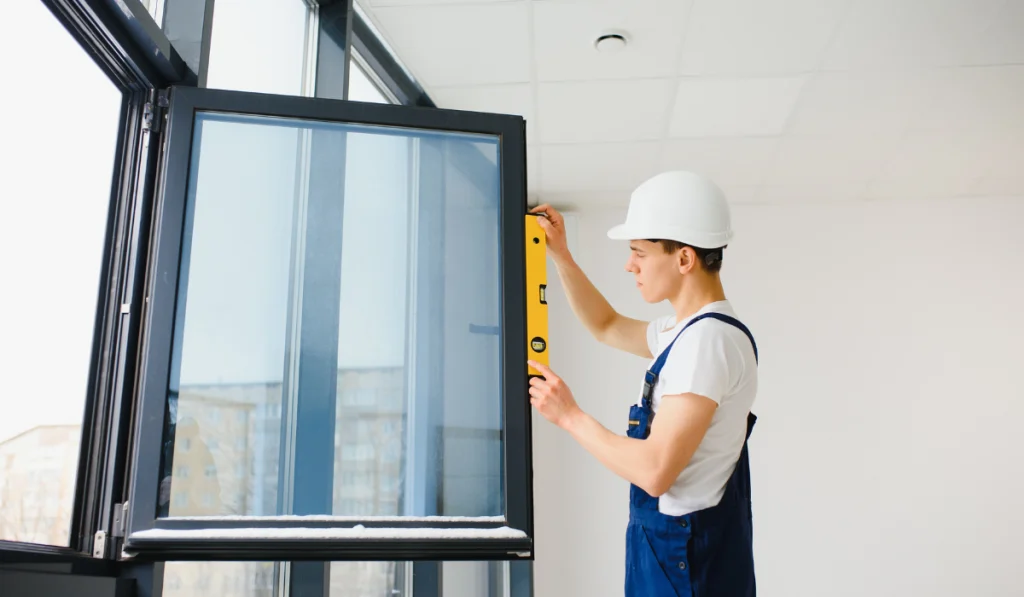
[527,170,759,597]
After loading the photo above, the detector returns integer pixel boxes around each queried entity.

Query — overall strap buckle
[641,370,657,407]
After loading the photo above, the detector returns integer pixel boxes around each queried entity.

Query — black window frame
[121,84,533,563]
[0,0,192,565]
[5,1,536,595]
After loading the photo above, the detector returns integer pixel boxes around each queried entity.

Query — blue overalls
[625,313,759,597]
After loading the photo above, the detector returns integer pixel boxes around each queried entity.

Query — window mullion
[284,124,349,597]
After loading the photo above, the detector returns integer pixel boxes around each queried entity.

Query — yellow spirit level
[525,214,548,378]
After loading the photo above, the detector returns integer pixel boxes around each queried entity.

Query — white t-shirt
[640,300,758,516]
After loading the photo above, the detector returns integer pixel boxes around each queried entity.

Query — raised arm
[531,205,652,359]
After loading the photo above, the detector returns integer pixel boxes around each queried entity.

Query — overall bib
[625,313,759,597]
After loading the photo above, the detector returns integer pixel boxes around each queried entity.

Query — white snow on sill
[164,515,506,523]
[131,526,527,541]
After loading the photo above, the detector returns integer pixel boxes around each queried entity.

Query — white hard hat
[607,170,733,249]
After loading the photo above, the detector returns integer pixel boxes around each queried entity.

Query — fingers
[529,375,551,391]
[530,204,563,225]
[527,360,558,381]
[529,374,555,399]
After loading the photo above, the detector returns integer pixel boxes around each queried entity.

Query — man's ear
[677,246,696,274]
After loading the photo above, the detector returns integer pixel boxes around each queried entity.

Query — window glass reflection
[163,562,276,597]
[163,561,515,597]
[160,112,504,519]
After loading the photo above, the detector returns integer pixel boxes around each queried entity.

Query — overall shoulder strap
[641,312,759,406]
[697,312,759,365]
[648,313,759,378]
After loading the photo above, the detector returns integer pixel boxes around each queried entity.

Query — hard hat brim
[606,223,640,240]
[607,222,732,249]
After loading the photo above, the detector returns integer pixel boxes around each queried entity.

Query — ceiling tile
[957,0,1024,65]
[971,178,1024,199]
[539,141,663,193]
[765,135,893,187]
[429,84,536,139]
[786,71,933,137]
[909,66,1024,133]
[370,0,513,5]
[752,183,869,205]
[678,0,849,76]
[661,137,780,187]
[970,131,1024,196]
[371,4,530,87]
[668,77,805,137]
[533,0,692,82]
[868,131,993,199]
[538,79,675,143]
[820,0,1007,70]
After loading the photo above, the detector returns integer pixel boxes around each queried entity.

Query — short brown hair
[649,239,725,273]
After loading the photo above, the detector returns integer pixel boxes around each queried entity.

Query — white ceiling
[358,0,1024,207]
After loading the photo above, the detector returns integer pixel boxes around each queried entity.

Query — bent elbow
[640,472,675,498]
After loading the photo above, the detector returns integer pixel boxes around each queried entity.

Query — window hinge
[142,89,170,133]
[142,102,159,133]
[93,530,107,558]
[112,501,129,538]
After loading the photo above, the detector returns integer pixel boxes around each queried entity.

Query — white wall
[532,198,1024,597]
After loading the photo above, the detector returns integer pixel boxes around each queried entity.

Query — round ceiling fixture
[594,30,628,53]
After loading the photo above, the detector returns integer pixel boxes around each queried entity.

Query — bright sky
[0,0,480,443]
[0,1,122,443]
[0,0,398,444]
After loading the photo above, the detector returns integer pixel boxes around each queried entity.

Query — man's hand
[529,204,571,264]
[528,361,582,429]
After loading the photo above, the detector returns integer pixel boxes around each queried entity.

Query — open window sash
[123,86,532,561]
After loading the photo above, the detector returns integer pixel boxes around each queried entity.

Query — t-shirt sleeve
[656,322,738,404]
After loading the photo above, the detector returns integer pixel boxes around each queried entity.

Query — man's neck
[670,275,727,324]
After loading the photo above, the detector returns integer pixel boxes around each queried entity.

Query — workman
[528,170,759,597]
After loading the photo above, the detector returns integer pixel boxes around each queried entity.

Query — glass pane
[327,562,512,597]
[160,112,503,519]
[138,0,165,26]
[332,130,411,518]
[163,562,275,597]
[0,0,120,545]
[438,142,503,517]
[205,0,311,95]
[165,561,517,596]
[348,60,390,104]
[329,562,400,596]
[160,114,300,517]
[441,561,505,597]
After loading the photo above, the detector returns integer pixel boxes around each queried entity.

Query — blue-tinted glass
[159,112,503,519]
[162,560,524,597]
